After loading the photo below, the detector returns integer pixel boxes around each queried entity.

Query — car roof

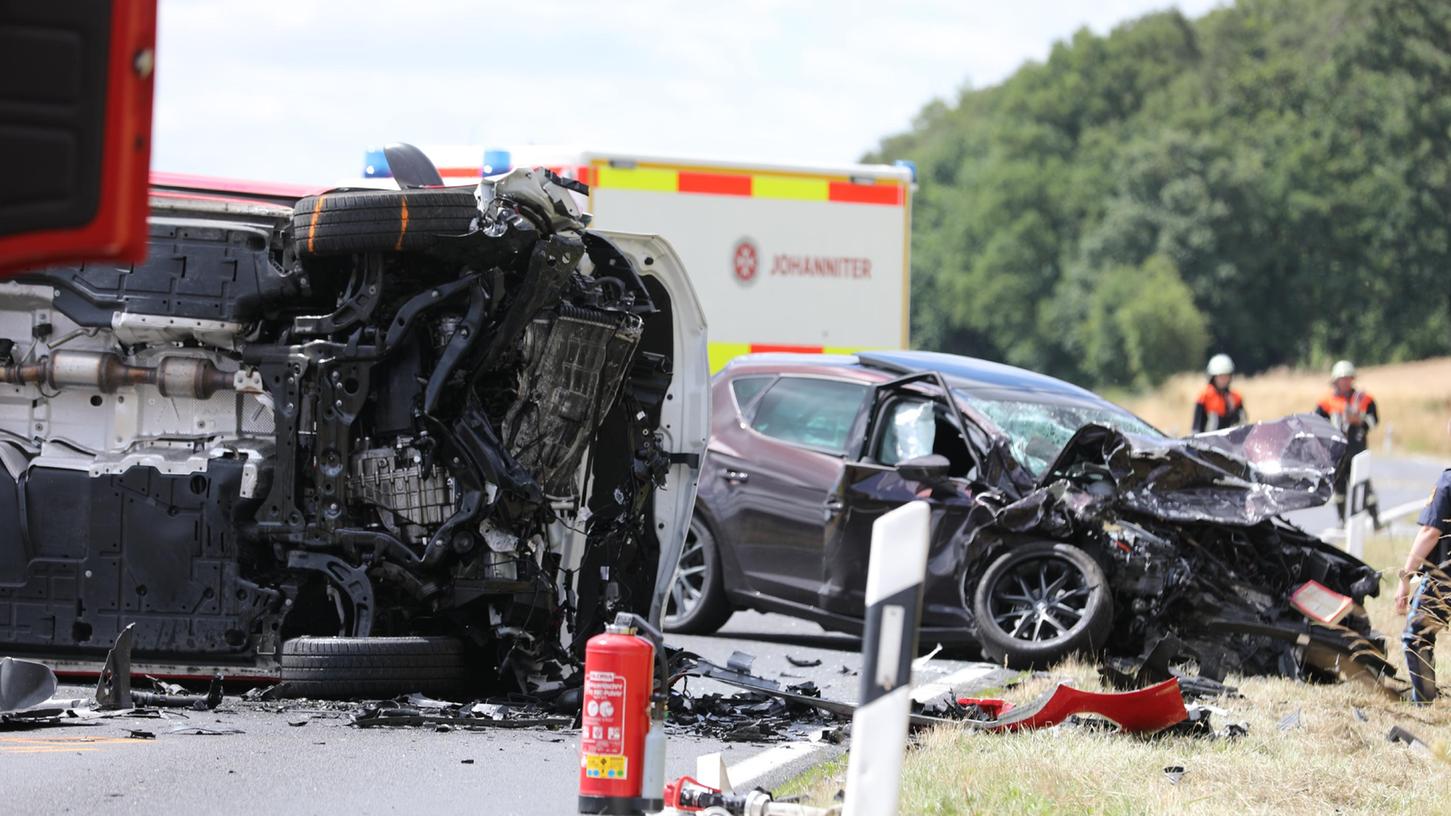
[723,350,1102,399]
[855,350,1103,400]
[719,353,888,383]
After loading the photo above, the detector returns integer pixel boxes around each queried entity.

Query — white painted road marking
[727,737,832,789]
[911,663,1000,704]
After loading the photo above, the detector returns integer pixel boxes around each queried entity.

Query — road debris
[1160,705,1248,740]
[0,657,57,715]
[786,655,823,668]
[684,654,1194,736]
[1387,725,1433,756]
[668,681,834,743]
[1278,709,1303,732]
[167,725,245,736]
[352,698,572,730]
[727,651,757,674]
[961,678,1188,734]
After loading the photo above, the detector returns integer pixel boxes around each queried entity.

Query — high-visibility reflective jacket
[1192,383,1245,433]
[1316,389,1378,449]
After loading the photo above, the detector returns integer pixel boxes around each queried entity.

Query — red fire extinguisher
[578,612,667,815]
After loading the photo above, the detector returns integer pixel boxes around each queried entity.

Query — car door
[819,379,981,624]
[0,2,157,276]
[719,375,869,605]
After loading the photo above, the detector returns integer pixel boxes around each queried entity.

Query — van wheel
[278,636,469,699]
[289,188,478,258]
[971,542,1112,669]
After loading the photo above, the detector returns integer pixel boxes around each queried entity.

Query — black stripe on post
[858,582,925,706]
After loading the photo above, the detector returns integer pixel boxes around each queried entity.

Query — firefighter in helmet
[1191,353,1245,434]
[1315,359,1381,526]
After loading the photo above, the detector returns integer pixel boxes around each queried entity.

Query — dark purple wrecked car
[669,350,1390,684]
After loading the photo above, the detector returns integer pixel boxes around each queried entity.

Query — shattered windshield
[955,389,1161,477]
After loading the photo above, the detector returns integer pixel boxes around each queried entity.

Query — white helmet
[1206,354,1235,377]
[1331,360,1356,380]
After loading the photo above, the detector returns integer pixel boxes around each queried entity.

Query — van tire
[289,188,478,258]
[278,635,469,699]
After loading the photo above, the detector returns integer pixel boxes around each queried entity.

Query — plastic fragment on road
[955,697,1016,721]
[0,657,58,714]
[1278,709,1302,732]
[166,725,245,736]
[786,655,823,668]
[1387,725,1433,757]
[1159,705,1248,739]
[352,699,572,730]
[727,650,757,674]
[1290,580,1355,625]
[977,678,1188,734]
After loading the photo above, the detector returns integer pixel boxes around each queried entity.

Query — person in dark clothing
[1316,359,1381,525]
[1191,353,1245,434]
[1396,425,1451,703]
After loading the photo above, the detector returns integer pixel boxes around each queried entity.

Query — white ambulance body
[360,146,913,371]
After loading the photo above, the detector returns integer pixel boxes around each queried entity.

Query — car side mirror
[897,453,951,484]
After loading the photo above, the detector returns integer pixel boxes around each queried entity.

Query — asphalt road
[4,453,1442,815]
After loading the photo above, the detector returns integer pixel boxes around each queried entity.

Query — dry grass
[1112,357,1451,457]
[781,534,1451,815]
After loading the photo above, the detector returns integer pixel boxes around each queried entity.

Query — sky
[153,0,1225,184]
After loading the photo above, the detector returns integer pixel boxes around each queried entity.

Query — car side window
[749,377,868,455]
[878,399,936,465]
[875,397,976,478]
[730,376,773,412]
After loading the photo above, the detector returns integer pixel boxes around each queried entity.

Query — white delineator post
[1345,450,1372,557]
[843,501,931,816]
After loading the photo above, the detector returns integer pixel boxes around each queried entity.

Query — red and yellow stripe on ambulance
[576,155,912,372]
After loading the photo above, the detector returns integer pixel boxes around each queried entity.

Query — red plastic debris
[955,697,1016,719]
[981,677,1187,734]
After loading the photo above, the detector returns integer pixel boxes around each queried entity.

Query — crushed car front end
[957,411,1393,684]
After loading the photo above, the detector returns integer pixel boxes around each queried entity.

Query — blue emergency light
[893,159,917,183]
[363,147,391,178]
[482,149,512,176]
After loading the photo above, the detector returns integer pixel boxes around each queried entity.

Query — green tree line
[870,0,1451,388]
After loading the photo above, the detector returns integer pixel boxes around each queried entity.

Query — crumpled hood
[1041,413,1348,526]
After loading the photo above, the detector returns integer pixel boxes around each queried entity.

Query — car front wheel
[971,542,1112,669]
[663,516,733,635]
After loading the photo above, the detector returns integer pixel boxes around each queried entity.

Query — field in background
[1113,357,1451,457]
[782,533,1451,815]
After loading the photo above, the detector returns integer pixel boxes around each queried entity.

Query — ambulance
[360,146,914,371]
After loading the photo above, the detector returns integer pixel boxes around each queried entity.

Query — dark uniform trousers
[1402,468,1451,703]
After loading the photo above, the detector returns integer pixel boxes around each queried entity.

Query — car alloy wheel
[987,553,1094,644]
[664,518,711,626]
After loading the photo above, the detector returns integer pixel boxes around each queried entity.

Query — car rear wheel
[971,542,1112,669]
[279,635,469,699]
[663,516,733,635]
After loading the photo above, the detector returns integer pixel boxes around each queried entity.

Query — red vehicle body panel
[0,0,157,277]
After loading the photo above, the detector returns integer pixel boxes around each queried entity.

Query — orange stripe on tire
[306,194,328,254]
[395,197,410,251]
